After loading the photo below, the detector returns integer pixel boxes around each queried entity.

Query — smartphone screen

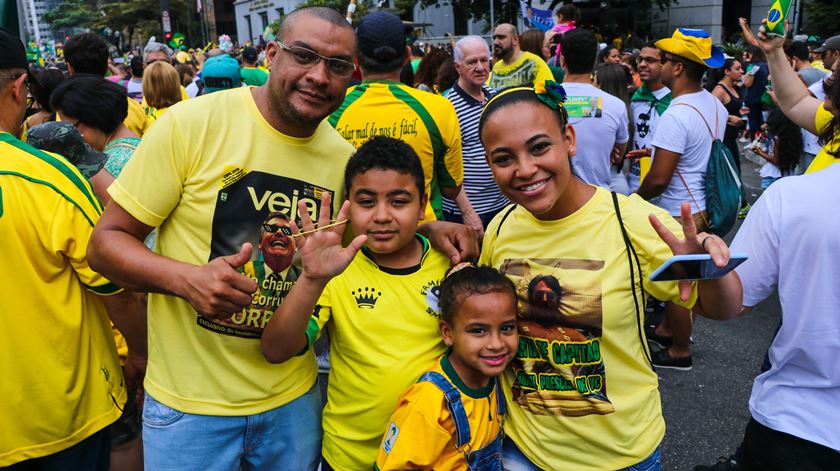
[650,255,748,282]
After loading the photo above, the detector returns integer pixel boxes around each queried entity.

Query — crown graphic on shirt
[352,287,382,309]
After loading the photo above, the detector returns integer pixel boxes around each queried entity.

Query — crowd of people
[1,3,839,470]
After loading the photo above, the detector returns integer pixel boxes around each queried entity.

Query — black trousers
[740,417,840,471]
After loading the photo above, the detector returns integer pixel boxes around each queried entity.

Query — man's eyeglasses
[660,53,684,66]
[275,41,356,77]
[638,56,660,64]
[262,224,292,236]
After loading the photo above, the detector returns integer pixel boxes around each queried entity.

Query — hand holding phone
[650,253,748,281]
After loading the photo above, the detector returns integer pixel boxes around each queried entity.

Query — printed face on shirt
[440,291,518,388]
[637,46,663,84]
[265,13,356,133]
[348,169,427,268]
[455,40,491,88]
[258,216,295,272]
[482,101,578,221]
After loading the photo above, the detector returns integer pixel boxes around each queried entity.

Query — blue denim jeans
[503,438,661,471]
[142,381,322,471]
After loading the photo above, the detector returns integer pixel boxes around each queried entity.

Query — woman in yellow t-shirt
[748,24,839,173]
[142,61,183,123]
[475,82,744,470]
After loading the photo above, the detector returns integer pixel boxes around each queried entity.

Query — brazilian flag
[765,0,792,37]
[169,32,186,50]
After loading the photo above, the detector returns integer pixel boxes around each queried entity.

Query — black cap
[0,27,28,70]
[356,12,407,62]
[242,46,258,62]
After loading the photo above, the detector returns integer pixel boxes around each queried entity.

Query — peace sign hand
[293,192,367,283]
[648,202,731,301]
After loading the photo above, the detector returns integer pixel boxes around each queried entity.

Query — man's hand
[294,193,366,282]
[178,243,258,319]
[124,352,147,410]
[626,148,651,160]
[754,19,787,55]
[420,221,480,265]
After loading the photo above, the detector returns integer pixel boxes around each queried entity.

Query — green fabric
[440,350,494,399]
[240,67,269,87]
[549,65,565,83]
[328,83,369,128]
[104,137,141,178]
[631,83,673,116]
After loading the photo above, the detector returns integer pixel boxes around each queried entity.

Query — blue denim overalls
[416,371,505,471]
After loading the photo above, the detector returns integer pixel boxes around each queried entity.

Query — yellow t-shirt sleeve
[305,283,333,347]
[374,398,451,470]
[109,111,188,228]
[437,104,464,189]
[52,196,120,295]
[805,104,839,174]
[534,58,555,86]
[124,97,150,137]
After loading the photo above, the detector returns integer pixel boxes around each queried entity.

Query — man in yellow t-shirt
[0,30,146,468]
[488,23,554,89]
[329,12,481,231]
[87,9,360,470]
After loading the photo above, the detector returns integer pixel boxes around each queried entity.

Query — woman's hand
[649,202,731,300]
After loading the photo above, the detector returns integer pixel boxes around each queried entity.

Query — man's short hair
[453,36,490,63]
[784,41,810,61]
[64,33,109,76]
[50,74,128,134]
[344,136,425,197]
[670,54,706,82]
[277,6,352,43]
[561,29,597,74]
[143,41,173,62]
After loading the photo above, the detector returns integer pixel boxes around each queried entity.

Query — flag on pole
[765,0,793,37]
[520,1,554,32]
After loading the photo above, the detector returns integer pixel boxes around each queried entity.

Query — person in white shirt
[558,28,629,190]
[626,43,672,192]
[637,28,727,371]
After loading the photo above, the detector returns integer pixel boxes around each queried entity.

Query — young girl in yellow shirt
[375,265,518,471]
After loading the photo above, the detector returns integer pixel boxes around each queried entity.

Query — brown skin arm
[636,147,680,200]
[88,201,257,319]
[101,291,148,391]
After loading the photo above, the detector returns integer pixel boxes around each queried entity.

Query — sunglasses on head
[262,224,292,236]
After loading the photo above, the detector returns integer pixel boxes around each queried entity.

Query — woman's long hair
[766,108,802,175]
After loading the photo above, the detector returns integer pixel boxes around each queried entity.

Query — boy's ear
[418,193,429,220]
[439,320,453,347]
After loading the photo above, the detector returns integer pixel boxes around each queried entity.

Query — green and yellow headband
[483,80,568,118]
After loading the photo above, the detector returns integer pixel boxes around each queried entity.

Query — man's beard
[494,45,512,61]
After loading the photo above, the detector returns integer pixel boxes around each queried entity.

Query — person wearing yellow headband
[477,82,743,470]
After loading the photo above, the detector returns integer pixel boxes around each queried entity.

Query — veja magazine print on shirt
[499,257,614,417]
[200,165,334,338]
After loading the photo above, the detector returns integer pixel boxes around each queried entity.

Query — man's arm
[101,291,148,390]
[636,147,680,200]
[88,202,257,319]
[441,184,484,240]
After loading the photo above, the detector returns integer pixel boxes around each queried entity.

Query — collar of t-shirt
[360,234,430,275]
[453,82,495,106]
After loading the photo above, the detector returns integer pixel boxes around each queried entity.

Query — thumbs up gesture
[181,242,259,319]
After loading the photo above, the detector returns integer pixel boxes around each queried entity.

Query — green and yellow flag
[765,0,793,37]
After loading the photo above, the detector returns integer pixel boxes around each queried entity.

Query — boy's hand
[294,193,367,282]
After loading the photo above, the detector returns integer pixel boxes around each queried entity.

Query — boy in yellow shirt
[261,136,451,470]
[375,265,518,470]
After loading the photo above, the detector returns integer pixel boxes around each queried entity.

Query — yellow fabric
[374,354,502,471]
[812,60,829,73]
[308,241,448,470]
[328,80,463,222]
[479,188,697,470]
[0,134,124,466]
[487,51,554,89]
[805,103,839,174]
[124,96,150,137]
[140,87,189,125]
[109,87,354,415]
[656,28,716,66]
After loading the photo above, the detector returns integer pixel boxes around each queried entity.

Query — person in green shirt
[240,46,268,86]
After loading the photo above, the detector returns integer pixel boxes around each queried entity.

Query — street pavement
[658,152,781,470]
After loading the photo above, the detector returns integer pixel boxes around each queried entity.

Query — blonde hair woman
[142,61,182,122]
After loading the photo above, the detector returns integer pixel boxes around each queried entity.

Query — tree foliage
[42,0,99,30]
[804,0,840,37]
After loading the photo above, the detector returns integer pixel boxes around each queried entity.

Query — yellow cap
[655,28,724,68]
